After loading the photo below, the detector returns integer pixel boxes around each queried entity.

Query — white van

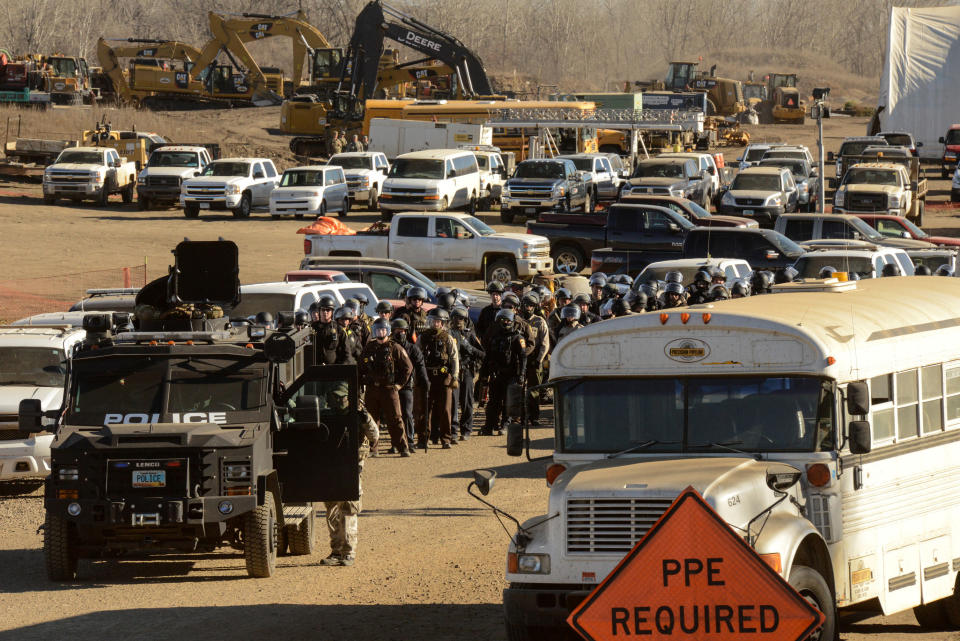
[379,149,482,221]
[0,325,86,480]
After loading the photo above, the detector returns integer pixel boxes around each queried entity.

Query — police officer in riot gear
[360,318,414,456]
[482,308,527,436]
[573,293,601,325]
[311,295,350,365]
[396,286,429,340]
[334,306,362,363]
[551,304,582,347]
[449,305,484,439]
[626,289,648,314]
[730,280,751,299]
[519,292,549,425]
[477,281,504,342]
[376,300,394,321]
[662,282,686,308]
[710,284,731,301]
[419,308,459,449]
[391,319,428,450]
[687,270,712,305]
[751,270,775,294]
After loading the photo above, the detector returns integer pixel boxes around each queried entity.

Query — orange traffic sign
[567,487,824,641]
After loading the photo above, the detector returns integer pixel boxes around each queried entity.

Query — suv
[328,151,389,211]
[758,158,820,212]
[622,158,710,210]
[761,145,814,165]
[232,281,379,318]
[269,165,349,219]
[792,245,915,279]
[380,149,481,220]
[682,227,806,271]
[718,166,798,226]
[136,146,213,210]
[0,324,86,480]
[774,213,934,250]
[878,131,921,157]
[557,153,620,202]
[180,157,280,219]
[736,142,788,170]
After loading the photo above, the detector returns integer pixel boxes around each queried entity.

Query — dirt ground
[1,106,959,640]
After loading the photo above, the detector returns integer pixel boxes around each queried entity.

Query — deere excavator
[284,0,497,156]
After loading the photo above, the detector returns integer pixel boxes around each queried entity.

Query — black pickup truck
[681,228,806,272]
[500,158,592,223]
[526,203,693,274]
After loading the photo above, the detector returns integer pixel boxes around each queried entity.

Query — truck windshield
[564,158,594,172]
[280,170,323,187]
[463,216,495,236]
[329,155,370,169]
[149,151,199,168]
[70,358,265,424]
[759,159,808,179]
[49,58,78,76]
[389,159,444,179]
[0,347,65,387]
[57,151,103,164]
[633,163,683,178]
[558,376,834,454]
[842,169,899,186]
[881,134,912,147]
[745,147,773,162]
[202,162,250,177]
[731,174,780,191]
[514,163,564,179]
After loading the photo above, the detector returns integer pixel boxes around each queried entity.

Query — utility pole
[812,87,830,211]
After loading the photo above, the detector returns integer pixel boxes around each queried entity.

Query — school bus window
[945,363,960,424]
[869,374,895,442]
[870,374,892,404]
[896,369,919,440]
[921,364,944,434]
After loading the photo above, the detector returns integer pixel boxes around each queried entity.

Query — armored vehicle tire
[184,204,200,219]
[244,489,279,578]
[368,186,378,210]
[121,182,134,204]
[45,514,79,581]
[233,193,252,219]
[287,512,316,556]
[500,208,515,224]
[788,565,835,641]
[43,195,57,205]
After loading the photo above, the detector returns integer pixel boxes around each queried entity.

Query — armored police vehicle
[20,240,360,580]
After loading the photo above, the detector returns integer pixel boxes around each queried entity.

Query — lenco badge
[665,338,710,362]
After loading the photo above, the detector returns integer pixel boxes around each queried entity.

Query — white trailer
[367,118,492,160]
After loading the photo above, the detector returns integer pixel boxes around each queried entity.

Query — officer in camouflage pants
[322,382,379,567]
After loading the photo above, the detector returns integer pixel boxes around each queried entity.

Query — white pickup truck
[328,151,390,211]
[304,212,553,282]
[180,157,280,219]
[137,145,213,210]
[42,146,137,206]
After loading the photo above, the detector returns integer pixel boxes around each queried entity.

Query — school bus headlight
[516,553,550,574]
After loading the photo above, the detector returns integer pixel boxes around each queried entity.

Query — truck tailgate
[306,233,390,257]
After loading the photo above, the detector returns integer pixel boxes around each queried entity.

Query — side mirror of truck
[917,141,924,148]
[827,152,835,162]
[848,421,872,454]
[846,381,870,415]
[18,398,44,433]
[707,166,716,175]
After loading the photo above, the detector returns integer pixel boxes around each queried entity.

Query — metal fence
[0,263,147,323]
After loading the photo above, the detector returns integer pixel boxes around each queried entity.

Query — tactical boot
[341,556,355,567]
[320,554,342,566]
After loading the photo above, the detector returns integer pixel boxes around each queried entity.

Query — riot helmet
[486,280,505,294]
[881,263,901,277]
[626,289,648,312]
[318,295,337,310]
[372,318,391,340]
[915,264,932,276]
[426,307,449,327]
[818,265,837,279]
[710,284,730,301]
[731,280,750,298]
[588,272,608,288]
[501,292,520,309]
[560,304,581,321]
[936,264,955,277]
[555,287,572,304]
[611,298,631,317]
[664,270,684,285]
[376,300,394,315]
[495,307,516,329]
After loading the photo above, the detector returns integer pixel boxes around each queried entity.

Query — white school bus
[500,277,960,640]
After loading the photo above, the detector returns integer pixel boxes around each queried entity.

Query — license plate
[132,470,165,488]
[525,207,536,214]
[199,202,210,209]
[742,209,754,215]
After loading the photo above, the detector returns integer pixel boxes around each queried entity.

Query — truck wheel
[138,196,150,210]
[500,208,516,224]
[43,195,57,205]
[915,200,925,227]
[788,565,836,641]
[553,245,585,274]
[914,600,950,629]
[466,193,478,215]
[338,196,350,218]
[286,509,316,556]
[45,514,79,581]
[318,200,327,217]
[184,204,200,219]
[368,186,378,210]
[243,490,279,578]
[121,182,134,204]
[97,180,112,206]
[232,193,252,219]
[439,196,449,212]
[486,258,516,284]
[380,209,393,222]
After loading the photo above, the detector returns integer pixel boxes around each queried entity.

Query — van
[269,165,349,219]
[379,149,482,221]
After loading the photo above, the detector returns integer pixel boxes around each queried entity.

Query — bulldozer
[767,72,804,124]
[660,61,745,117]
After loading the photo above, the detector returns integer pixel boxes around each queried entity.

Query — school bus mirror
[846,382,870,415]
[506,422,524,457]
[848,421,872,455]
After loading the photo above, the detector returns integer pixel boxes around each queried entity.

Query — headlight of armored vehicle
[57,467,79,481]
[224,463,251,481]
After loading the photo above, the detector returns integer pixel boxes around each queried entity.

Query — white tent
[876,5,960,158]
